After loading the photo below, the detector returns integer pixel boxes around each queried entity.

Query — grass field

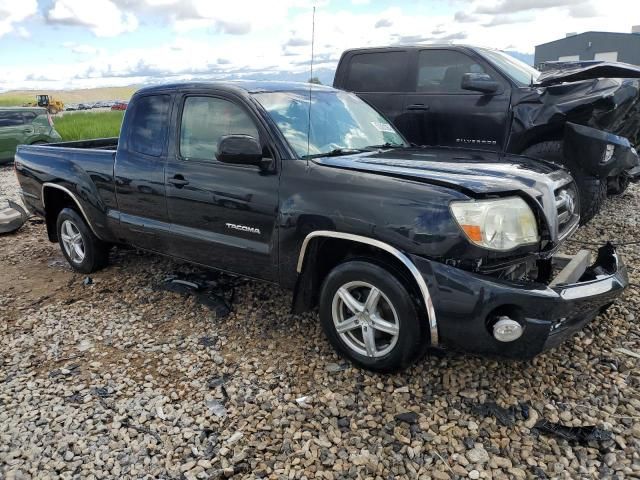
[54,111,125,141]
[0,95,31,107]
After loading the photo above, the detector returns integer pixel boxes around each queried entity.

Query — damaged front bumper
[412,243,628,359]
[564,122,640,180]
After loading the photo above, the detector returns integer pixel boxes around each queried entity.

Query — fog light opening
[493,316,523,342]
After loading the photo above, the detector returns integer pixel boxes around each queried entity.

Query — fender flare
[41,182,103,239]
[297,230,439,345]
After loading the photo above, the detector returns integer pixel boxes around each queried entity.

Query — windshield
[252,90,406,158]
[479,48,541,86]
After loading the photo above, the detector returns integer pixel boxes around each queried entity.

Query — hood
[537,62,640,86]
[313,147,577,244]
[313,147,569,197]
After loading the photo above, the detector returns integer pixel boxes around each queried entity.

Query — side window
[417,50,489,93]
[129,95,170,157]
[345,51,409,92]
[180,96,259,161]
[23,112,37,124]
[0,112,25,127]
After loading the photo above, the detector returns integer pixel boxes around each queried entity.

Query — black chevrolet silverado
[14,81,628,372]
[334,46,640,223]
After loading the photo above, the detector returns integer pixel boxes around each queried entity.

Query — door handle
[406,104,430,111]
[168,175,189,188]
[23,128,34,134]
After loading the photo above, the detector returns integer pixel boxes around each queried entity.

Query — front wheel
[56,208,109,273]
[319,260,426,372]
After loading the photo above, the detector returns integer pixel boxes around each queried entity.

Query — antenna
[306,6,316,160]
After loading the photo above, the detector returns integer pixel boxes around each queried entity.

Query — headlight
[450,197,538,251]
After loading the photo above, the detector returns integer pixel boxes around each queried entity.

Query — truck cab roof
[135,80,337,97]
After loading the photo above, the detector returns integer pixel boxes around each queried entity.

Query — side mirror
[461,73,500,94]
[217,135,263,165]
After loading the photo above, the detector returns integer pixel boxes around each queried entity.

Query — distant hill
[0,86,139,106]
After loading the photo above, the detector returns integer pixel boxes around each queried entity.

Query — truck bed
[15,138,120,242]
[38,137,119,150]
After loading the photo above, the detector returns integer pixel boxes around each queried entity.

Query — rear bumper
[412,243,628,359]
[564,122,640,178]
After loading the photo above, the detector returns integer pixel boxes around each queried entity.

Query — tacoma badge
[226,223,261,234]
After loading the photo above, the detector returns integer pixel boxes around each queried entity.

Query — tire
[522,141,606,225]
[607,174,630,196]
[56,208,109,273]
[318,260,425,372]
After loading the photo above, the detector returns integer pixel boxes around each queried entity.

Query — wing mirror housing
[217,135,264,165]
[461,73,500,94]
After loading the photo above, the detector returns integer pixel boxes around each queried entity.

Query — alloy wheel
[331,280,400,358]
[60,219,85,264]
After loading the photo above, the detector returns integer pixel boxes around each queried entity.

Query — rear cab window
[128,95,171,156]
[344,51,410,92]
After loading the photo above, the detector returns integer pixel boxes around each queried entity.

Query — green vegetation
[54,111,125,141]
[0,95,31,107]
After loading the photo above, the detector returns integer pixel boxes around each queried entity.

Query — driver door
[164,92,280,281]
[403,49,511,150]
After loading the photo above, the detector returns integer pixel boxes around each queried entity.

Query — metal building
[534,29,640,67]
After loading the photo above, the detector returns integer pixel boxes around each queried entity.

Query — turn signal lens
[450,196,538,251]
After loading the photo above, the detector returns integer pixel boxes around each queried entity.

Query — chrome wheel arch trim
[296,230,439,346]
[41,182,102,239]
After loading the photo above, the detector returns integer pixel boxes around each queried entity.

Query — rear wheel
[56,208,109,273]
[522,141,606,225]
[319,260,425,372]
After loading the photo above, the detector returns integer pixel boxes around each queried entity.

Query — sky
[0,0,636,92]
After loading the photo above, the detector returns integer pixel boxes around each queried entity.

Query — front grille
[555,182,580,238]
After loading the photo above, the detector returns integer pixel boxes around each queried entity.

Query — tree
[308,77,322,85]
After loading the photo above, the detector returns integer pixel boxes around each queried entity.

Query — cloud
[283,36,311,48]
[46,0,138,37]
[483,13,532,26]
[70,44,102,55]
[0,0,37,37]
[16,26,30,38]
[454,11,477,22]
[374,18,392,28]
[475,0,583,15]
[213,19,250,35]
[568,3,598,17]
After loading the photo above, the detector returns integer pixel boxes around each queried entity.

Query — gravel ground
[1,164,639,479]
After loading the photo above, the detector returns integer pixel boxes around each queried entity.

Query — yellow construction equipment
[24,95,65,114]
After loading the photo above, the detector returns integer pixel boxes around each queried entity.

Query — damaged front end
[510,69,640,182]
[411,242,627,359]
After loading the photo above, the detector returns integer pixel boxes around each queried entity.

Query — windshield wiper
[302,148,367,159]
[364,142,405,150]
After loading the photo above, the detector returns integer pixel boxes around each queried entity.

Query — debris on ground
[614,347,640,360]
[205,399,227,418]
[394,412,419,424]
[83,276,93,286]
[533,420,613,444]
[466,401,530,426]
[0,200,28,234]
[325,362,349,372]
[158,271,238,317]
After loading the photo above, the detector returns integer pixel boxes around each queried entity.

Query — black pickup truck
[334,46,640,223]
[15,81,628,371]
